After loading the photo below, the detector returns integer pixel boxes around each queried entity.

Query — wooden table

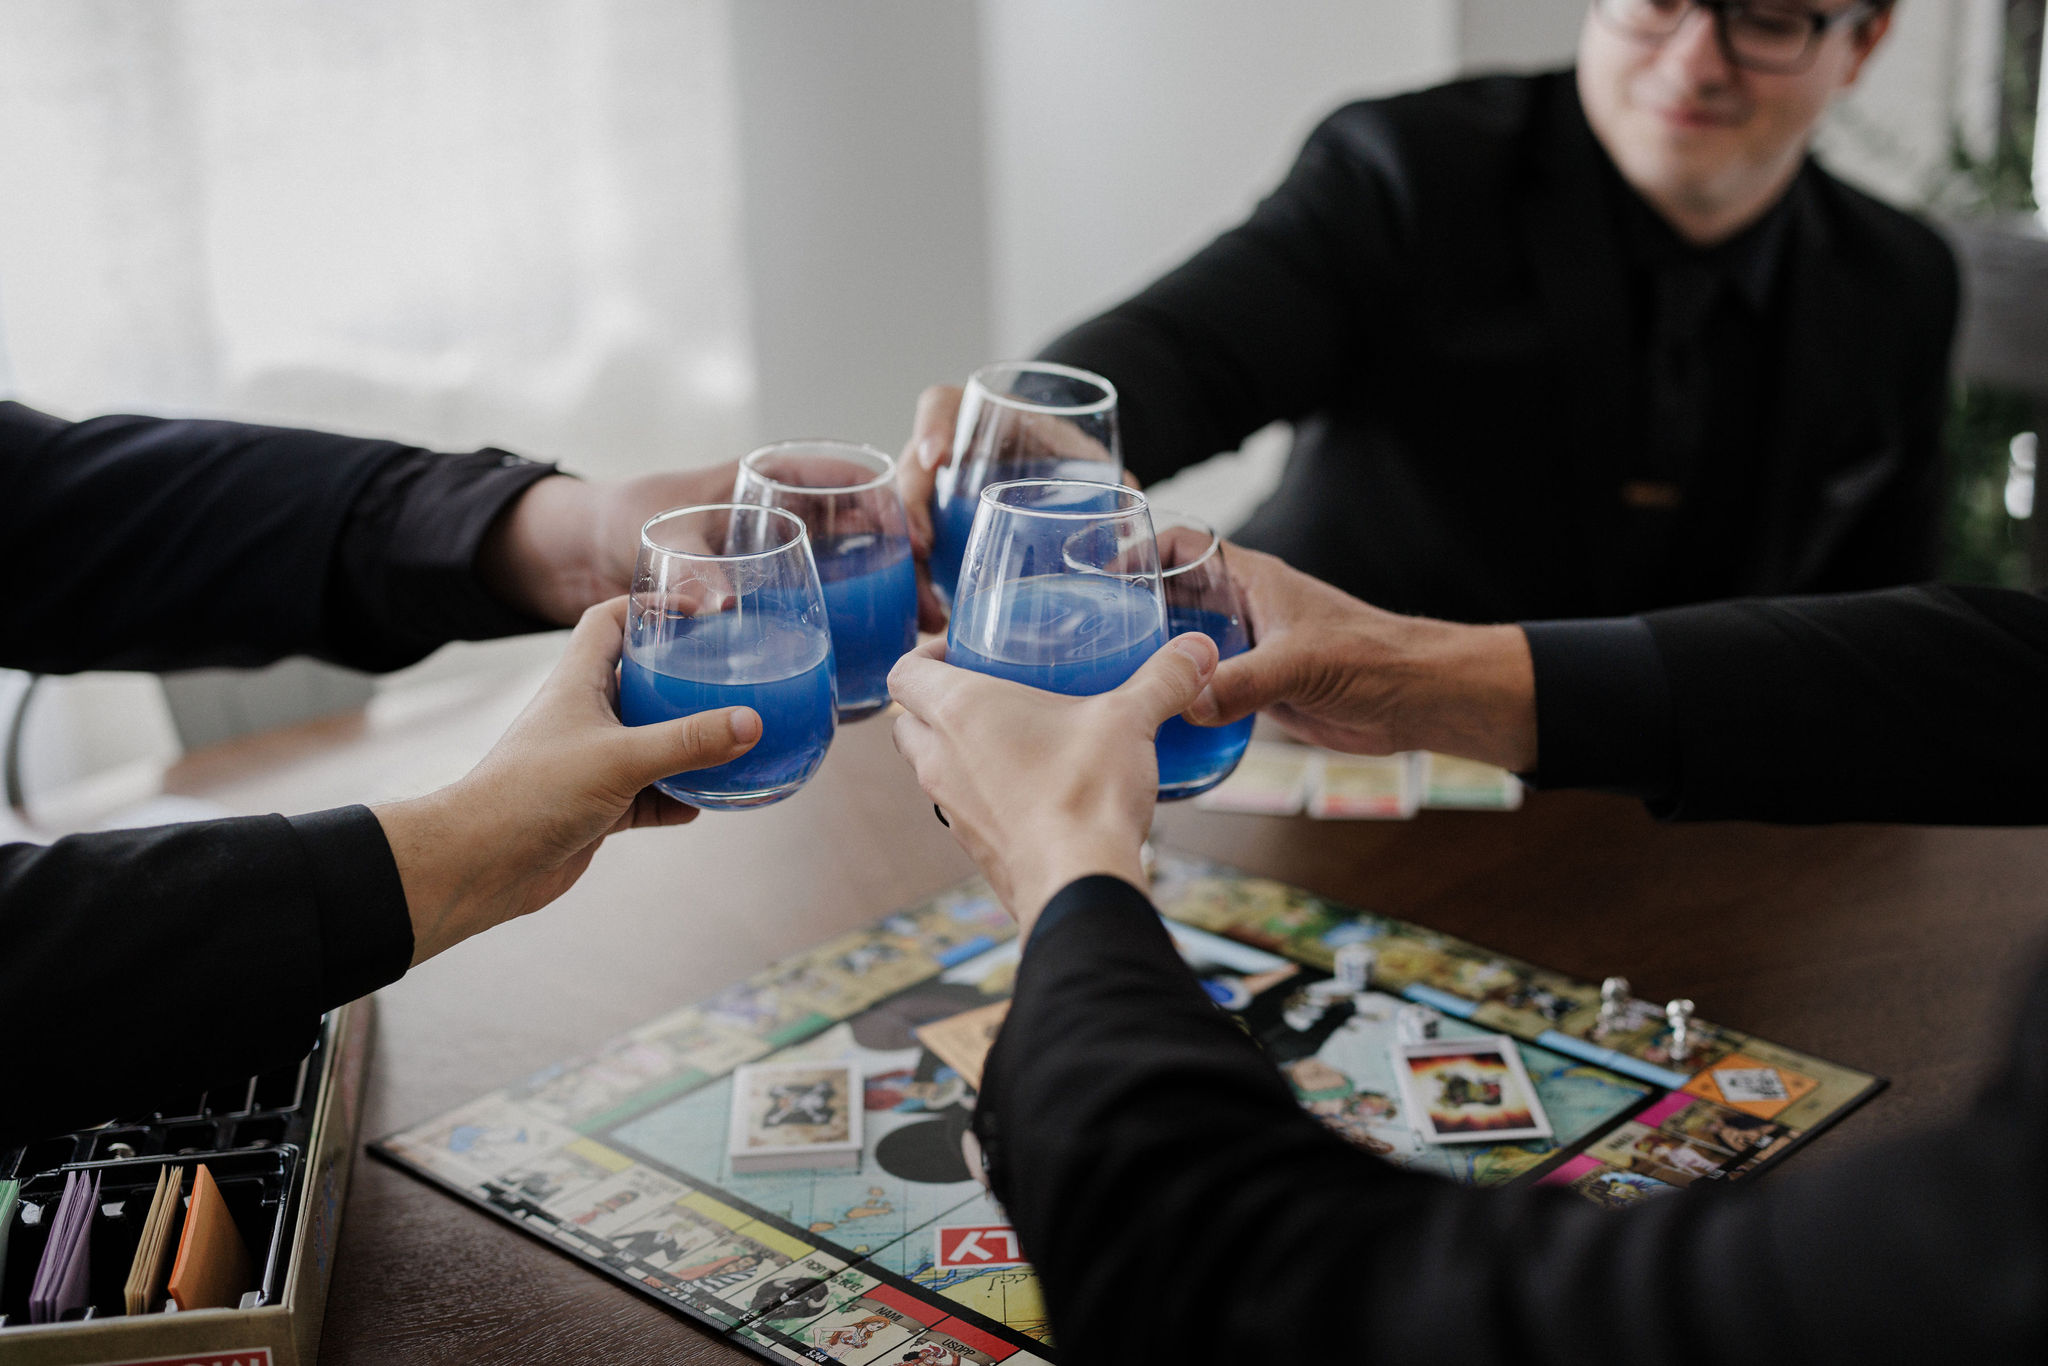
[160,666,2048,1364]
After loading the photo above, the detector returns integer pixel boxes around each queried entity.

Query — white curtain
[0,0,755,479]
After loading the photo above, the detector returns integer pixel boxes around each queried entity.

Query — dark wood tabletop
[165,682,2048,1365]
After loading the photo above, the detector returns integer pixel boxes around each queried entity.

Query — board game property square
[1681,1052,1820,1119]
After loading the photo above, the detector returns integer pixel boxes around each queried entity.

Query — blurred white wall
[979,0,1459,358]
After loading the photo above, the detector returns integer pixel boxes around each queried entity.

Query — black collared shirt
[1606,156,1795,609]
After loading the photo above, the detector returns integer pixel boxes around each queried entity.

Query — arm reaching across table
[0,398,737,673]
[1192,544,2048,825]
[0,397,741,1142]
[1,600,760,1144]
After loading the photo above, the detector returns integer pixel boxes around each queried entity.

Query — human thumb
[619,706,761,789]
[1186,638,1293,726]
[1117,633,1218,727]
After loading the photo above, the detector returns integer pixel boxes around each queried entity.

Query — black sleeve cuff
[1520,617,1679,801]
[285,805,415,1009]
[1025,872,1156,947]
[327,447,565,668]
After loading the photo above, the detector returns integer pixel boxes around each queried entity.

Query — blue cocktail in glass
[735,441,918,721]
[620,504,837,809]
[929,361,1121,608]
[947,479,1168,747]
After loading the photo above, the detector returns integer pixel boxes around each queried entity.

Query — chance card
[728,1061,863,1173]
[1389,1035,1552,1144]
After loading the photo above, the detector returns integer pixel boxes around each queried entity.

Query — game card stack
[1195,743,1522,818]
[728,1061,863,1174]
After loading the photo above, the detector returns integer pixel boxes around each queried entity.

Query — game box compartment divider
[0,998,373,1366]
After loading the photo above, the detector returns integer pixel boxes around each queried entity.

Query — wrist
[476,474,604,624]
[375,787,518,965]
[1388,621,1538,772]
[1009,838,1149,940]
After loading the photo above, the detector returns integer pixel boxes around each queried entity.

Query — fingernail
[729,708,761,743]
[918,436,945,470]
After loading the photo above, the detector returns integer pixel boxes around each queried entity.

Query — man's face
[1577,2,1890,230]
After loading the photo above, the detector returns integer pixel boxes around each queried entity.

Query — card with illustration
[913,1001,1011,1092]
[1390,1035,1553,1143]
[729,1061,864,1174]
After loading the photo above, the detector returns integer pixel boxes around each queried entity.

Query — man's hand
[888,633,1219,934]
[478,464,742,625]
[1187,545,1539,773]
[376,596,761,965]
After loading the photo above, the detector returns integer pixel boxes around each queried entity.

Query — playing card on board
[728,1061,863,1173]
[1390,1035,1552,1143]
[914,1000,1011,1091]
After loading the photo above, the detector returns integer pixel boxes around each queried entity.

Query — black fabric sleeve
[1639,583,2048,823]
[0,400,557,675]
[1808,226,1957,591]
[0,805,412,1145]
[324,443,560,671]
[1520,616,1676,798]
[1037,108,1404,486]
[975,875,2048,1364]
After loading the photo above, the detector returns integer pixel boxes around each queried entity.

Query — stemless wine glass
[928,361,1122,608]
[947,479,1166,702]
[618,504,837,809]
[1151,511,1253,800]
[734,440,917,722]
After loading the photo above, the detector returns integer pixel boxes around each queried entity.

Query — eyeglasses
[1592,0,1875,75]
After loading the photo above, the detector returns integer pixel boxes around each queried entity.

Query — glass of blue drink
[618,504,837,809]
[734,440,917,722]
[928,361,1122,609]
[947,479,1167,706]
[1152,511,1253,800]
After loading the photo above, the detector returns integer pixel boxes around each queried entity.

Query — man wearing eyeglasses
[899,1,1947,627]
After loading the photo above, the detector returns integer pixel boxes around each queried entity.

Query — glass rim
[740,439,898,496]
[978,477,1148,522]
[1150,509,1223,579]
[965,359,1119,418]
[639,503,809,562]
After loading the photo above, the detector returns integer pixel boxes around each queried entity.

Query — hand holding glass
[618,505,836,809]
[734,441,917,722]
[928,361,1122,608]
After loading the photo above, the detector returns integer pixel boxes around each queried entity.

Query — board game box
[374,852,1883,1361]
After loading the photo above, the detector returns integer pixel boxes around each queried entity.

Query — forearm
[0,401,556,674]
[1640,584,2048,822]
[0,807,412,1143]
[1385,620,1539,772]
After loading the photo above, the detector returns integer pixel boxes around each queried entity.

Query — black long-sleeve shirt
[976,584,2048,1363]
[1,401,555,1142]
[1038,71,1956,620]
